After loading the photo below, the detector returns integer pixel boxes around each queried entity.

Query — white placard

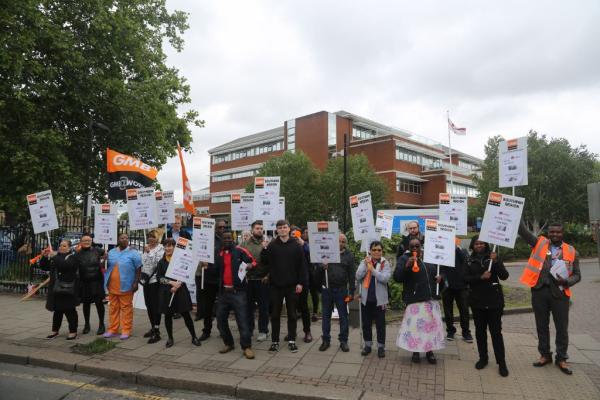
[94,203,118,245]
[479,192,525,249]
[423,219,456,267]
[360,228,383,253]
[350,191,375,241]
[156,190,175,225]
[126,187,158,230]
[253,176,281,224]
[499,137,528,188]
[238,261,249,282]
[375,211,394,239]
[265,197,285,231]
[308,221,341,263]
[27,190,59,234]
[133,283,146,310]
[165,237,197,285]
[188,281,197,304]
[193,217,215,264]
[231,193,254,231]
[438,193,468,236]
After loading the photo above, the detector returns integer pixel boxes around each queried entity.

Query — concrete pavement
[0,261,599,399]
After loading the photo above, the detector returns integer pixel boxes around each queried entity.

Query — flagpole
[447,110,454,193]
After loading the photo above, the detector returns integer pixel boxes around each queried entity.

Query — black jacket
[261,237,309,288]
[156,256,192,314]
[316,249,356,295]
[464,252,509,309]
[166,229,192,240]
[440,247,469,290]
[396,233,425,258]
[215,245,256,292]
[73,247,104,282]
[39,252,80,311]
[394,254,439,305]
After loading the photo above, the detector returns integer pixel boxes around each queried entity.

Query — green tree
[245,152,322,227]
[320,154,388,231]
[0,1,203,223]
[474,131,598,235]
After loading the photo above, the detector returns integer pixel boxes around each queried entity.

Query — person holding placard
[214,231,257,359]
[356,241,391,358]
[103,233,142,340]
[440,245,473,343]
[73,234,106,335]
[464,236,509,377]
[518,221,581,375]
[394,239,444,364]
[261,220,308,353]
[156,238,201,348]
[242,220,270,342]
[140,230,164,344]
[39,240,79,340]
[318,233,355,353]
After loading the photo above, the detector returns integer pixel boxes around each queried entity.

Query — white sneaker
[257,332,267,342]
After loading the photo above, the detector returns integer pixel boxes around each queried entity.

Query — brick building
[193,110,481,224]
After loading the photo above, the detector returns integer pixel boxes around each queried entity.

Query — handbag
[53,271,76,295]
[140,267,158,287]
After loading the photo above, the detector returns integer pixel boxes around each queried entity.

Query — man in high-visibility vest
[518,221,581,375]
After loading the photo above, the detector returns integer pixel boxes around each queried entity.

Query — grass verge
[71,338,117,355]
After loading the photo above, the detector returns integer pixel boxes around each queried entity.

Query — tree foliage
[474,131,599,234]
[0,1,203,223]
[245,152,388,230]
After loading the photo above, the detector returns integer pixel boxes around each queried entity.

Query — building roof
[208,126,284,155]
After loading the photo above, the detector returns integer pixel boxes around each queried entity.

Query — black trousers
[310,286,320,314]
[297,286,312,334]
[82,300,105,327]
[52,309,78,333]
[270,285,298,342]
[143,282,161,328]
[198,283,218,334]
[442,288,471,335]
[361,301,386,347]
[532,286,570,361]
[164,311,196,340]
[472,307,505,364]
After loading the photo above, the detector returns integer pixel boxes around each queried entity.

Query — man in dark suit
[166,217,191,241]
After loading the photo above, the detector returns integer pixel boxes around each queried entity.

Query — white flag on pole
[448,118,466,135]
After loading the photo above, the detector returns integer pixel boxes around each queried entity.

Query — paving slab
[237,378,361,400]
[29,348,91,371]
[292,363,327,378]
[76,358,149,382]
[325,362,361,377]
[570,333,600,351]
[0,342,30,364]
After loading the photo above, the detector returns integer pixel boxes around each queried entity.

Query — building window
[328,113,337,147]
[352,125,376,140]
[211,195,230,203]
[396,147,421,164]
[212,141,283,164]
[447,183,478,197]
[192,193,210,201]
[286,119,296,153]
[195,207,209,214]
[396,179,422,194]
[212,169,259,183]
[458,160,478,170]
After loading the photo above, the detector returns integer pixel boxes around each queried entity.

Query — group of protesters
[38,214,581,375]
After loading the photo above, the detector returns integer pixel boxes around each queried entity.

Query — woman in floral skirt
[394,238,445,364]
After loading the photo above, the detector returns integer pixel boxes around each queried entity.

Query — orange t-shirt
[108,263,122,295]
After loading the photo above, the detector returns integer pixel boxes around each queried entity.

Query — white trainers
[257,332,267,342]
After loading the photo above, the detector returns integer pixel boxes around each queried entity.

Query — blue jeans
[246,279,269,334]
[321,287,349,343]
[217,290,252,349]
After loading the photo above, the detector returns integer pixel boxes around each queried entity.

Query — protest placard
[479,192,525,248]
[192,217,215,264]
[27,190,59,234]
[438,193,468,236]
[307,221,341,263]
[350,191,375,241]
[499,137,528,188]
[126,187,158,230]
[165,237,197,285]
[375,211,394,239]
[423,219,456,267]
[94,203,118,245]
[231,193,255,231]
[155,190,175,225]
[253,176,280,223]
[265,197,285,231]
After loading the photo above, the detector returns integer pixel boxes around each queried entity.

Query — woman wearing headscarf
[394,238,445,364]
[464,235,509,377]
[39,240,80,340]
[141,230,164,343]
[157,238,201,348]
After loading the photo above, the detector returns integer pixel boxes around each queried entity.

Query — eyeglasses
[371,248,383,252]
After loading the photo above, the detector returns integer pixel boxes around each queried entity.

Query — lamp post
[84,121,111,224]
[343,133,348,233]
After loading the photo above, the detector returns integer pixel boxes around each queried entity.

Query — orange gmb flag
[177,142,194,214]
[106,148,158,200]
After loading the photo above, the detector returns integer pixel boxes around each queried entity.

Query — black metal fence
[0,216,150,289]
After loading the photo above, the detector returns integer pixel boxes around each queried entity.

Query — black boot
[82,324,91,334]
[96,323,105,335]
[148,329,161,344]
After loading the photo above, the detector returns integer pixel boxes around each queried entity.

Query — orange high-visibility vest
[520,237,576,297]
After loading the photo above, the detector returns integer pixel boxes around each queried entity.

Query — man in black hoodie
[440,244,473,343]
[261,220,308,353]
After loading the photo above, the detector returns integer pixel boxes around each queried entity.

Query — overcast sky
[156,0,600,202]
